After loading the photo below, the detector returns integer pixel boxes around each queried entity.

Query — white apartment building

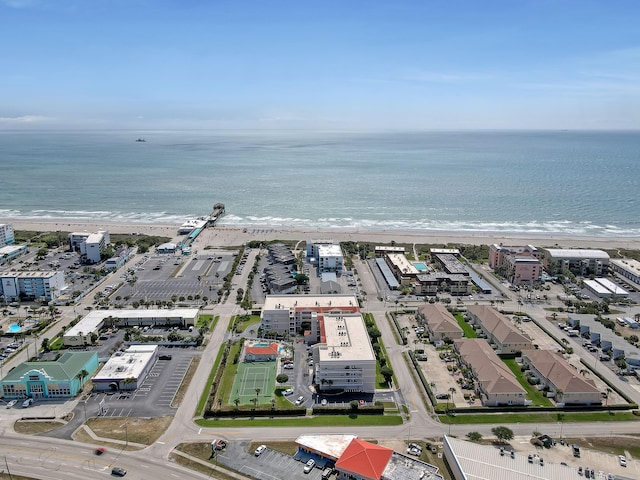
[0,271,66,302]
[0,224,14,247]
[313,313,376,393]
[68,230,110,264]
[261,294,360,341]
[317,244,344,274]
[307,241,344,274]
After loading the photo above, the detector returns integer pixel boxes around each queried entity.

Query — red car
[95,447,106,455]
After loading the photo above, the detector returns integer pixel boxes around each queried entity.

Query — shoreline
[2,217,639,250]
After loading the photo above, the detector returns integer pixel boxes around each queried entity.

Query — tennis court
[230,361,277,405]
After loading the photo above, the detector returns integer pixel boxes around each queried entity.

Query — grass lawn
[195,415,403,428]
[440,411,640,424]
[454,313,478,338]
[234,314,261,334]
[218,342,244,403]
[196,314,212,328]
[503,359,554,407]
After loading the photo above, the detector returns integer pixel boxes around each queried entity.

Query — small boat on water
[135,138,146,142]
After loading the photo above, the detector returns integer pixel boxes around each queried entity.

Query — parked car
[295,396,305,406]
[159,354,172,360]
[283,364,294,370]
[111,467,127,477]
[303,459,316,473]
[254,445,267,456]
[283,388,294,396]
[321,399,328,406]
[619,455,627,467]
[22,398,33,408]
[6,400,17,408]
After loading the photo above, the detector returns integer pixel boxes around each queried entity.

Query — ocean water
[0,130,638,237]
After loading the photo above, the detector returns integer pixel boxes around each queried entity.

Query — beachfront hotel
[542,248,609,276]
[488,243,542,285]
[306,240,344,274]
[0,271,66,302]
[0,224,14,247]
[313,312,377,393]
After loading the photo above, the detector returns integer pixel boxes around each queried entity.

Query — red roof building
[335,439,394,480]
[244,343,279,362]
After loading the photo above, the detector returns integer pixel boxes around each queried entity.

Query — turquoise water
[8,324,22,333]
[1,130,639,236]
[413,262,428,271]
[253,343,270,347]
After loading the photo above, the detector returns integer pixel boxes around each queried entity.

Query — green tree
[276,373,289,384]
[380,366,394,386]
[41,337,50,352]
[491,426,514,444]
[349,400,359,411]
[466,431,483,442]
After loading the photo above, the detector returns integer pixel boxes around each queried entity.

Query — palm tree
[605,387,612,412]
[448,387,456,412]
[76,369,89,390]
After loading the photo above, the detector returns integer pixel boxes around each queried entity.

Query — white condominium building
[313,313,376,393]
[68,230,110,264]
[0,271,66,302]
[0,224,14,247]
[261,294,359,341]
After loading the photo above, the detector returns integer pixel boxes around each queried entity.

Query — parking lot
[83,349,198,418]
[113,252,236,304]
[218,442,325,480]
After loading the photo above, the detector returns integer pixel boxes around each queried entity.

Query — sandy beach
[2,218,639,250]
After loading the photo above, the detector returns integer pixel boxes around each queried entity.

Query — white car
[6,400,17,408]
[295,396,305,406]
[283,364,294,370]
[303,459,316,473]
[283,388,294,396]
[619,455,627,467]
[254,445,267,456]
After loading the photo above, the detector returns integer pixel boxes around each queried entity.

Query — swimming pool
[413,262,428,271]
[8,323,22,333]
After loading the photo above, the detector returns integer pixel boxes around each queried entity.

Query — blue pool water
[413,262,428,271]
[8,324,22,333]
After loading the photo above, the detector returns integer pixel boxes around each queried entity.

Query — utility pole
[4,456,13,480]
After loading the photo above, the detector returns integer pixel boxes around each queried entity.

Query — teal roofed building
[0,351,98,400]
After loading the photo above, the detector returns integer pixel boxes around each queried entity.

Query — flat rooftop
[263,294,359,310]
[295,434,357,461]
[546,249,610,260]
[387,253,420,275]
[317,244,343,257]
[318,313,375,362]
[93,345,157,382]
[65,308,200,337]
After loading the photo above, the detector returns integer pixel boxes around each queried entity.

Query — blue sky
[1,0,639,130]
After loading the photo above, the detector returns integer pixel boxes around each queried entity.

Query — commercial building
[0,271,66,302]
[105,247,131,271]
[296,435,444,480]
[520,349,601,406]
[0,244,27,265]
[156,242,177,254]
[63,308,199,346]
[0,224,14,247]
[610,258,640,285]
[444,435,585,480]
[417,304,463,341]
[543,248,609,276]
[584,278,629,298]
[261,294,360,340]
[454,339,528,406]
[92,345,158,391]
[0,351,98,399]
[313,313,377,393]
[466,305,532,354]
